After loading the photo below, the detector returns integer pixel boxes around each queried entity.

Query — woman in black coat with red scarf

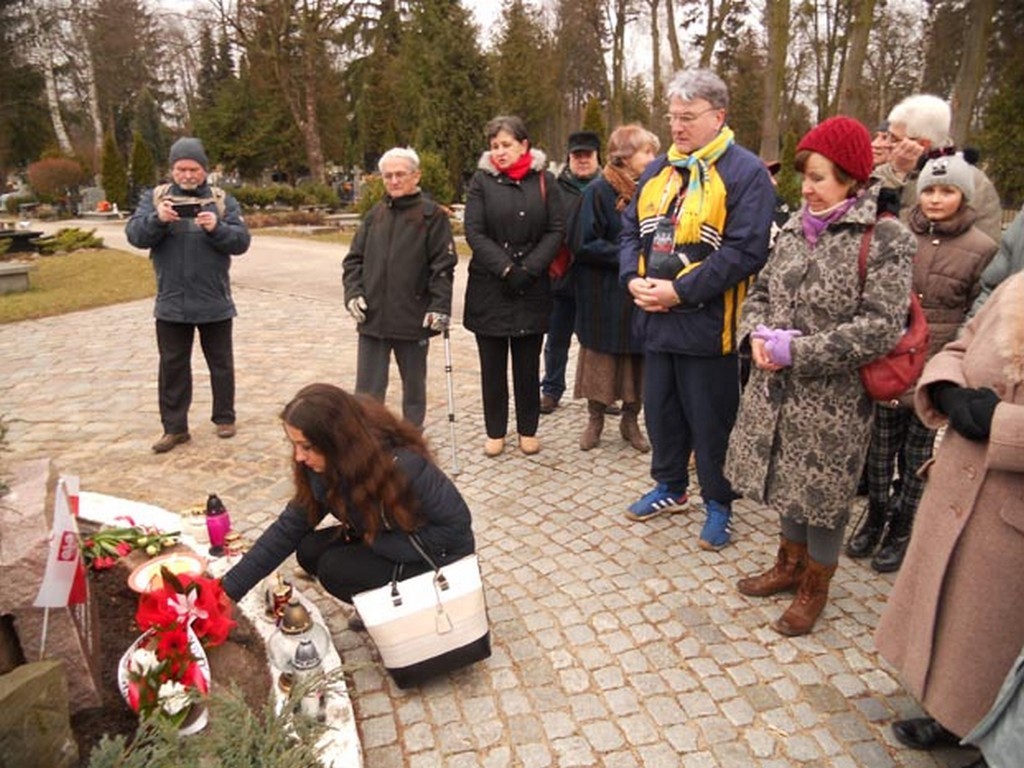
[463,115,565,458]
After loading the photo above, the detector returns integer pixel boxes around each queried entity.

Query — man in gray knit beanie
[125,136,251,453]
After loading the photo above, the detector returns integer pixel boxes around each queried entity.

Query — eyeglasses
[382,171,410,181]
[665,106,721,125]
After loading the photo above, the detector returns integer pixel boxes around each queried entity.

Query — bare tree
[792,0,856,120]
[649,0,661,126]
[73,2,105,173]
[27,2,73,157]
[862,0,926,126]
[606,0,639,125]
[220,0,356,183]
[835,0,877,120]
[698,0,742,68]
[665,0,684,71]
[950,0,996,143]
[759,0,789,161]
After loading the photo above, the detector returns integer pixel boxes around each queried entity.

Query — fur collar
[996,272,1024,385]
[477,148,549,176]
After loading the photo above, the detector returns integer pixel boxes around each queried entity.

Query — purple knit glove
[751,325,802,367]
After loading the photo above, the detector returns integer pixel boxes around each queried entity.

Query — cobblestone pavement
[0,222,974,767]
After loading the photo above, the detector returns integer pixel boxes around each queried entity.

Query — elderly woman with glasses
[462,115,564,457]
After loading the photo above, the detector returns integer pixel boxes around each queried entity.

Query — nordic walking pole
[443,327,460,475]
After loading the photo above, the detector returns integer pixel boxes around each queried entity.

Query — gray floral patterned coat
[725,189,916,529]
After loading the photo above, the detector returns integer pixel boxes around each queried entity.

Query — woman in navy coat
[573,124,660,452]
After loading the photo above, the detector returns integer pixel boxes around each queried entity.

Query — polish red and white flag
[33,479,83,608]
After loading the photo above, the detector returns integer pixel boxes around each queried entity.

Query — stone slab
[0,660,78,768]
[0,459,102,711]
[0,262,33,294]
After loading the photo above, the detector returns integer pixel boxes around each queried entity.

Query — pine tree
[101,132,129,209]
[489,1,560,153]
[580,97,606,148]
[979,1,1024,206]
[129,130,157,206]
[394,0,493,197]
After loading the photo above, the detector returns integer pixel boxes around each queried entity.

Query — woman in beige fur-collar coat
[875,270,1024,747]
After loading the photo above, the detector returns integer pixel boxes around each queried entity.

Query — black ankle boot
[872,505,913,573]
[891,716,959,750]
[846,500,887,559]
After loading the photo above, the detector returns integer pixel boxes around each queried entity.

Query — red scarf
[496,150,534,180]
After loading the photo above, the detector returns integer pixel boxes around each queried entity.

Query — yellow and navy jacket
[618,144,775,356]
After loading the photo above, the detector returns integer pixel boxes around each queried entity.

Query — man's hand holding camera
[156,199,217,232]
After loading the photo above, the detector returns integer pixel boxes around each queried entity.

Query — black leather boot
[891,716,959,750]
[872,503,912,573]
[846,500,887,559]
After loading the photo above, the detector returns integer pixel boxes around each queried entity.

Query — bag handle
[385,533,451,608]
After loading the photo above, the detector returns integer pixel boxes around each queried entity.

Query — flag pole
[39,608,50,660]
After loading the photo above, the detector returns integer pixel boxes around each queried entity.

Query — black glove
[935,385,1000,441]
[504,265,533,295]
[877,187,902,219]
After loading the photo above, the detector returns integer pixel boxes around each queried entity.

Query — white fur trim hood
[477,148,549,176]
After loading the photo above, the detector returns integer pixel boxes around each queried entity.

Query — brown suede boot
[772,558,838,637]
[619,402,651,452]
[579,400,604,450]
[737,537,807,597]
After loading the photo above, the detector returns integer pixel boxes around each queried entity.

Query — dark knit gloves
[932,382,1000,441]
[503,265,534,296]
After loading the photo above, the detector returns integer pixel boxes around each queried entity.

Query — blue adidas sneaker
[625,483,690,521]
[699,499,732,550]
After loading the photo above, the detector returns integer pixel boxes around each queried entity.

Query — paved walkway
[0,219,974,767]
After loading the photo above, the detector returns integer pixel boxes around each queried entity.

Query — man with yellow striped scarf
[619,69,776,550]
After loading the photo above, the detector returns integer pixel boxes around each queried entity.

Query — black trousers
[643,351,740,505]
[295,527,432,604]
[475,333,543,438]
[156,318,235,433]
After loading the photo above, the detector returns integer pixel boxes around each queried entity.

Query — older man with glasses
[342,147,457,428]
[618,69,775,551]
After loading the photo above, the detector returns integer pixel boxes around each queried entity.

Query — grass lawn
[0,249,154,324]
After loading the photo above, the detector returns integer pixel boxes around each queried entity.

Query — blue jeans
[541,293,575,400]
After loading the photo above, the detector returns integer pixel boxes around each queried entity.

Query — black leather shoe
[872,533,910,572]
[891,717,960,750]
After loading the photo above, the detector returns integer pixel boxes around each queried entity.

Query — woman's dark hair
[794,149,864,194]
[484,115,529,143]
[281,383,429,541]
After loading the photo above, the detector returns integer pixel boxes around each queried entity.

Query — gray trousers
[355,334,429,428]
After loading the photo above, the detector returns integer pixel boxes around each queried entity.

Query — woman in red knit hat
[724,116,917,636]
